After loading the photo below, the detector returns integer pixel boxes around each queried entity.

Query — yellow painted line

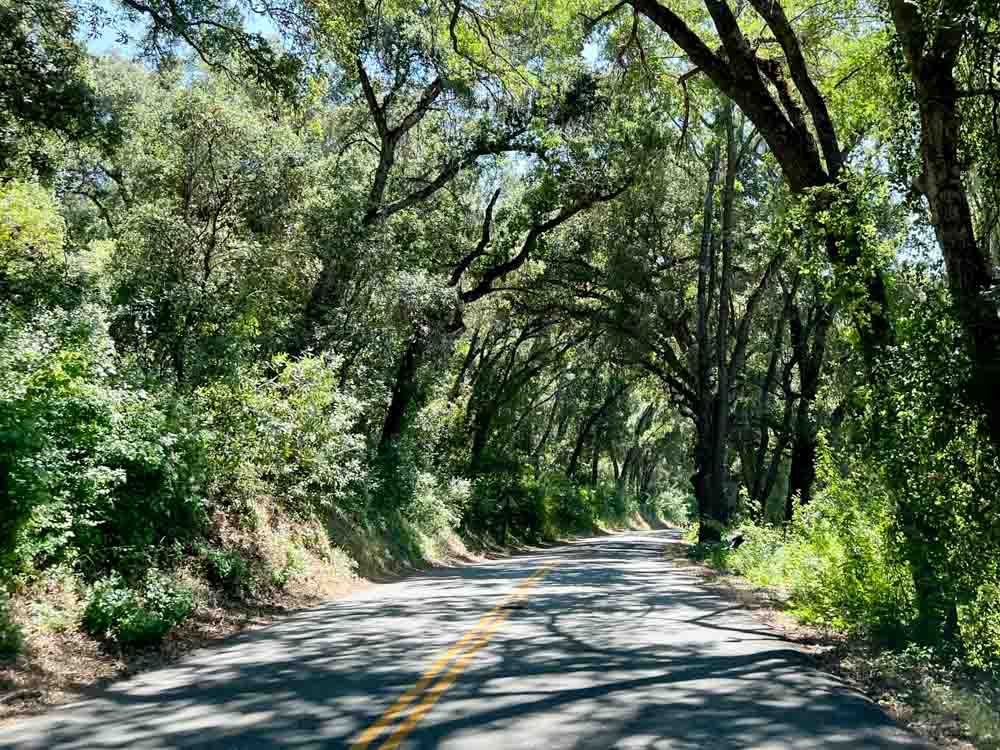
[376,565,554,750]
[350,564,555,750]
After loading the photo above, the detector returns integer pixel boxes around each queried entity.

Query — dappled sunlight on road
[2,532,924,749]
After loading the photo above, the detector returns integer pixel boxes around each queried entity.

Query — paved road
[3,530,925,749]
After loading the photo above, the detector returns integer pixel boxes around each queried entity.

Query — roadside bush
[1,304,211,579]
[404,472,468,537]
[724,443,915,641]
[82,571,194,647]
[650,484,695,525]
[549,480,600,531]
[202,547,250,599]
[958,582,1000,672]
[0,594,23,656]
[466,472,548,543]
[871,271,1000,651]
[196,354,368,522]
[465,471,641,544]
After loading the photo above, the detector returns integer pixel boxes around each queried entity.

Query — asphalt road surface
[2,530,926,749]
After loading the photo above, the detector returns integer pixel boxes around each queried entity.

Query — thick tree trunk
[470,405,495,471]
[918,93,1000,440]
[784,302,831,521]
[889,0,1000,445]
[784,416,816,522]
[708,104,738,526]
[692,141,723,543]
[631,0,893,372]
[378,336,426,455]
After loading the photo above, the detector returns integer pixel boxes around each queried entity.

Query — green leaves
[81,570,194,647]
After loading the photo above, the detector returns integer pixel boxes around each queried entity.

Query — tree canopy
[2,0,1000,678]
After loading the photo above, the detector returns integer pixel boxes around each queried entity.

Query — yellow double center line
[350,564,556,750]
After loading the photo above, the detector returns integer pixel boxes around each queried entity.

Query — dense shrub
[82,571,194,647]
[0,593,23,656]
[0,179,69,310]
[958,583,1000,672]
[404,472,469,537]
[466,472,547,542]
[721,443,915,642]
[1,306,211,579]
[202,546,250,598]
[196,354,368,521]
[649,484,695,526]
[465,472,633,543]
[871,271,1000,658]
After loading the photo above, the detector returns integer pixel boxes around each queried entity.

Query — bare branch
[450,188,502,287]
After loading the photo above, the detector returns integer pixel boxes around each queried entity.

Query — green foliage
[97,70,313,384]
[0,0,106,174]
[466,472,548,543]
[0,304,211,578]
[202,546,250,599]
[197,354,368,520]
[648,483,695,526]
[465,472,635,544]
[870,267,1000,649]
[0,593,23,656]
[722,442,915,643]
[4,0,996,705]
[0,179,65,288]
[82,570,194,647]
[959,582,1000,672]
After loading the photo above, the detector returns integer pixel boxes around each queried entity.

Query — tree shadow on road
[2,531,925,749]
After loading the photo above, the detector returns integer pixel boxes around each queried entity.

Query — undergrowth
[686,441,1000,749]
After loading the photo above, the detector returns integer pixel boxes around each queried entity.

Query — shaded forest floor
[664,539,1000,750]
[0,513,666,725]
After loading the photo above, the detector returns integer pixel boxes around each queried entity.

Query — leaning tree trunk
[378,335,427,456]
[889,0,1000,447]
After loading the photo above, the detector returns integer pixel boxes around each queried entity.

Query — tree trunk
[693,140,722,543]
[784,415,816,522]
[631,0,893,372]
[449,327,480,402]
[708,103,737,526]
[784,300,831,522]
[470,404,495,471]
[889,0,1000,445]
[897,501,960,644]
[750,278,795,515]
[378,336,426,455]
[566,379,631,478]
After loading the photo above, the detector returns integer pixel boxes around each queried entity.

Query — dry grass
[0,511,518,726]
[0,521,367,727]
[0,572,367,726]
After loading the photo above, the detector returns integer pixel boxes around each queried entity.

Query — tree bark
[378,335,426,455]
[629,0,893,371]
[888,0,1000,445]
[708,103,738,527]
[784,300,831,521]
